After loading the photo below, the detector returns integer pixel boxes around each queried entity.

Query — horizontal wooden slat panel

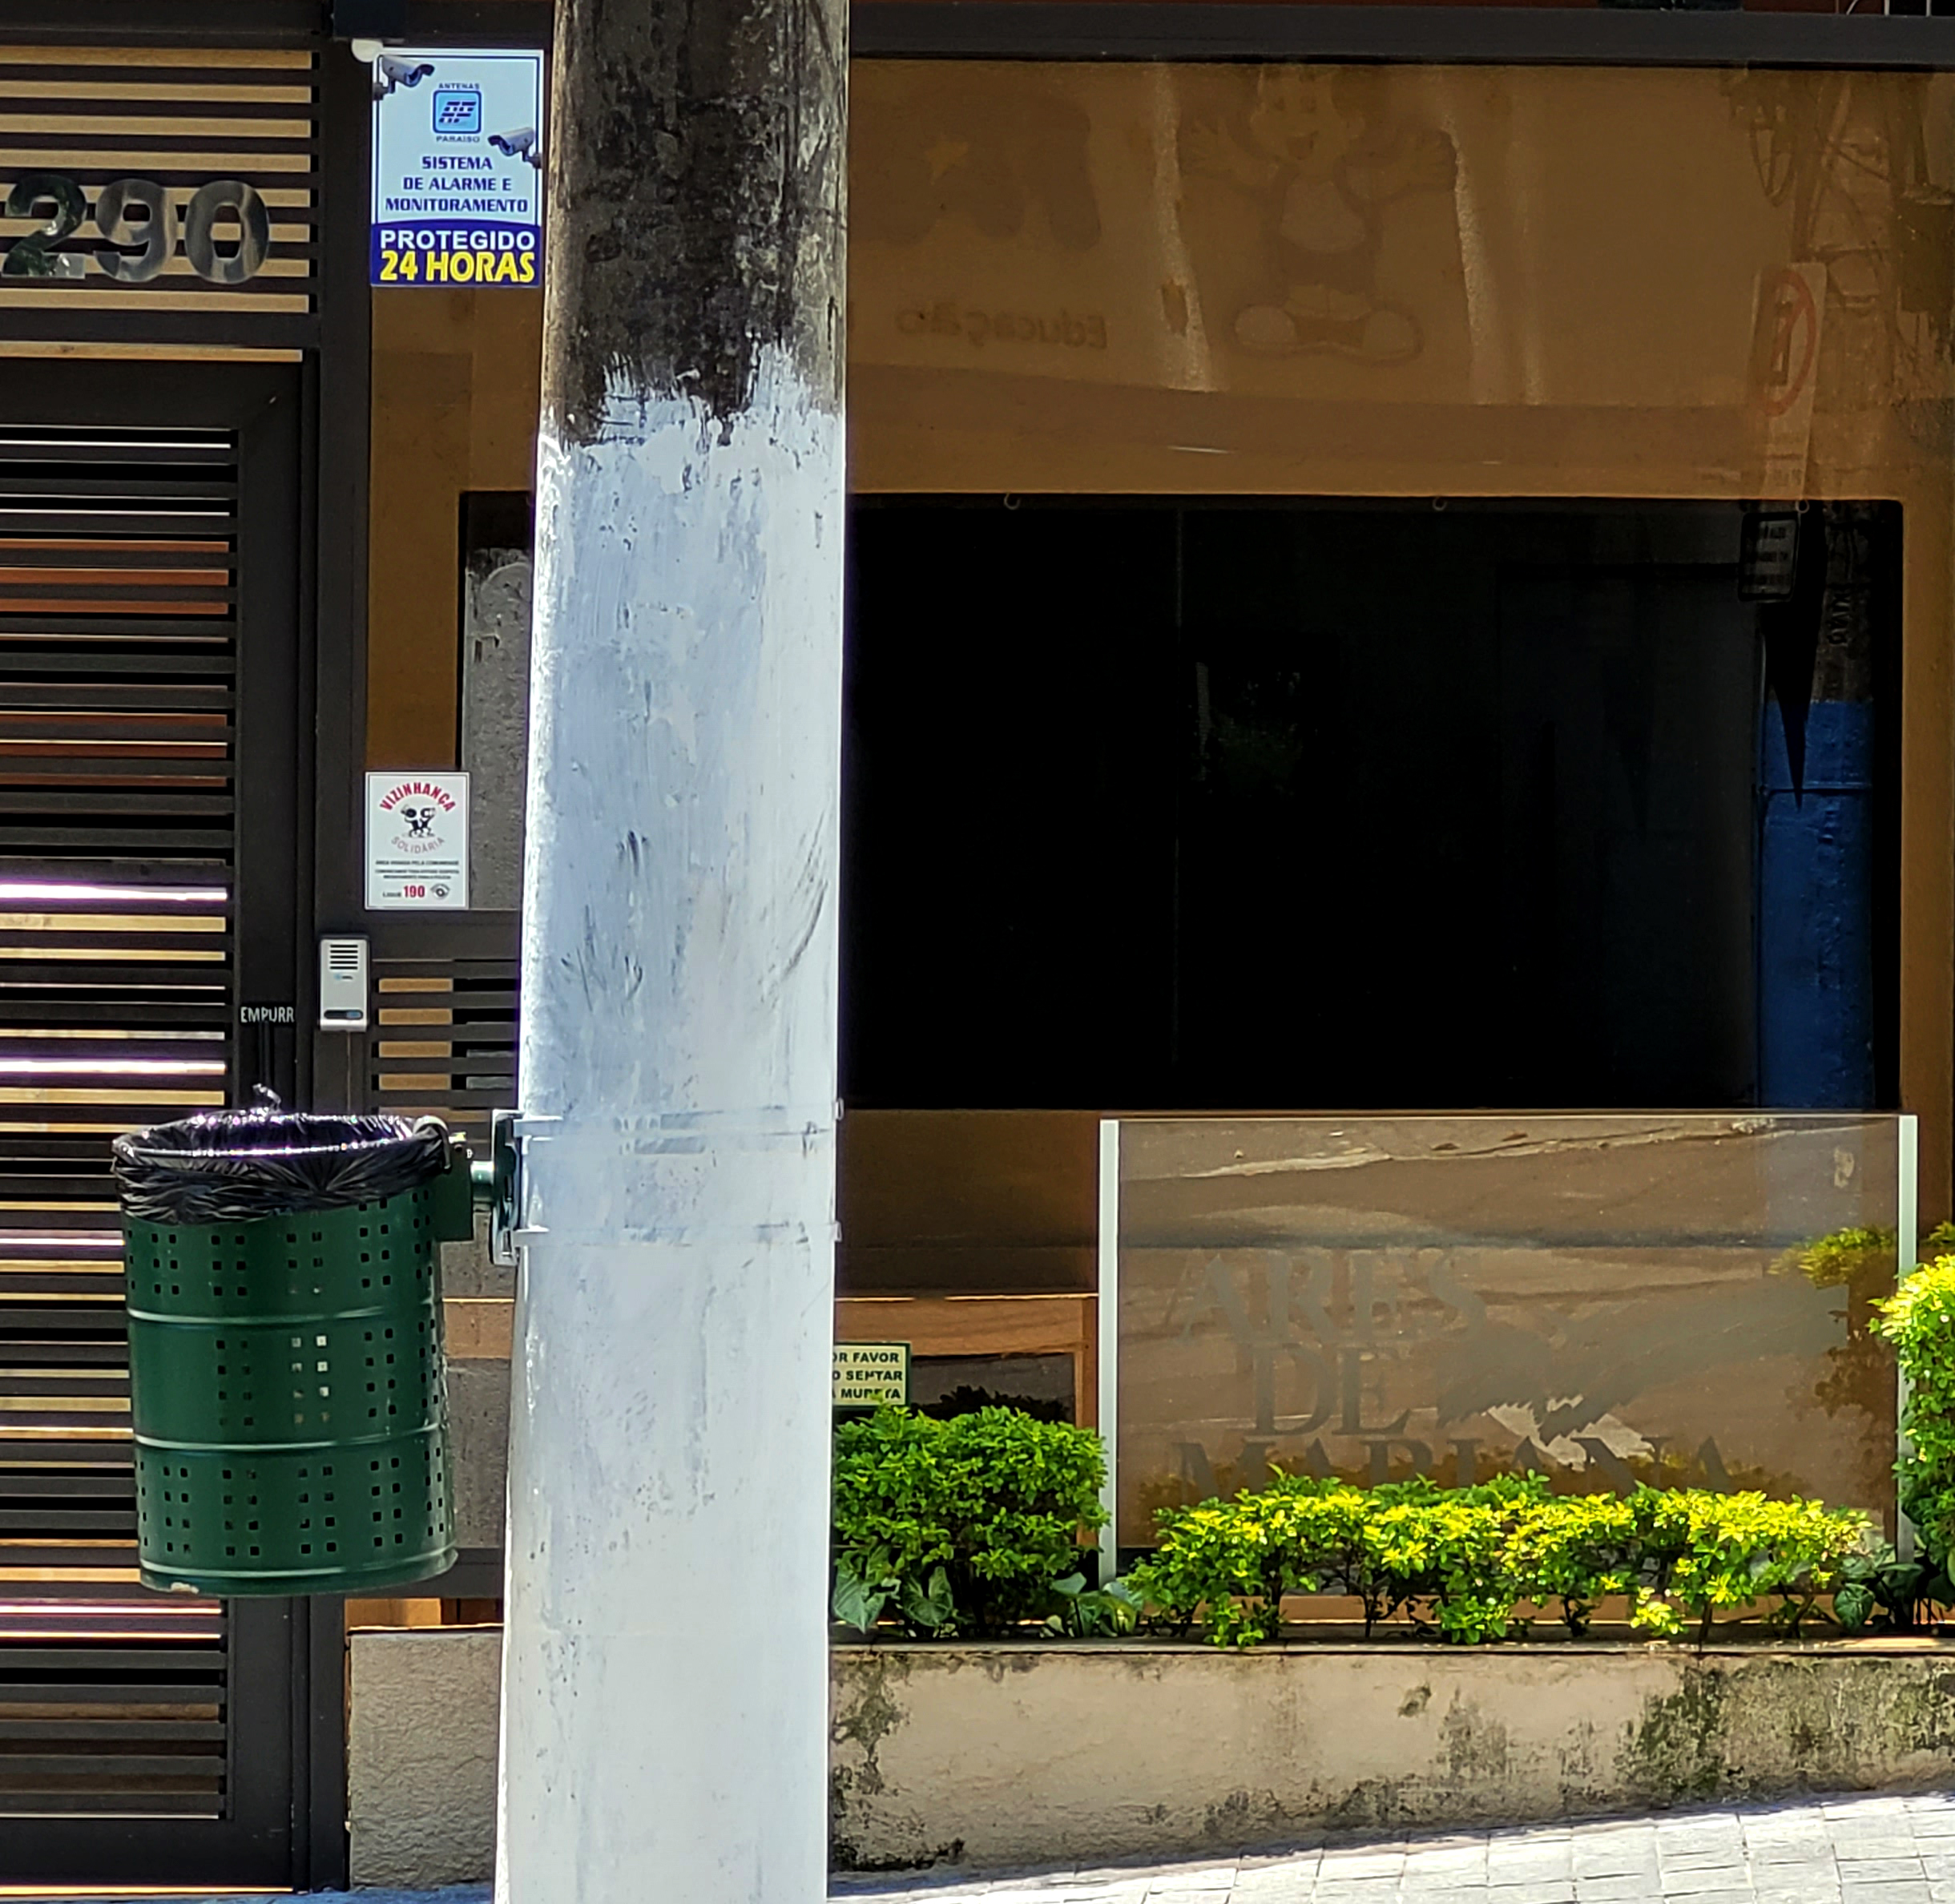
[0,46,316,355]
[0,49,310,70]
[0,1623,228,1808]
[369,957,518,1126]
[0,423,237,1819]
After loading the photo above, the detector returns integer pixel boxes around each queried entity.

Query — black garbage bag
[114,1100,451,1224]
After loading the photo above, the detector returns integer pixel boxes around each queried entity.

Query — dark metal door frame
[0,358,319,1890]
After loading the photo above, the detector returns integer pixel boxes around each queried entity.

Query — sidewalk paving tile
[1239,1845,1328,1869]
[1316,1851,1405,1880]
[1744,1829,1836,1855]
[1405,1850,1489,1878]
[1570,1881,1658,1904]
[1655,1849,1747,1873]
[1570,1832,1656,1850]
[933,1890,1055,1902]
[1655,1867,1751,1897]
[1493,1844,1573,1866]
[1570,1853,1660,1880]
[1234,1862,1324,1889]
[124,1789,1955,1904]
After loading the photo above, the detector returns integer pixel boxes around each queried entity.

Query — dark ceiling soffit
[396,0,552,42]
[0,0,553,46]
[0,0,321,41]
[10,0,1951,70]
[852,2,1955,67]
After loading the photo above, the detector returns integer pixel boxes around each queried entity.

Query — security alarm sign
[370,46,545,288]
[366,772,470,910]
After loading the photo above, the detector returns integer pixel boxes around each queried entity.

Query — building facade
[0,0,1951,1885]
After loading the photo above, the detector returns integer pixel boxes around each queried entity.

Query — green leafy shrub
[1136,1473,1546,1647]
[831,1406,1106,1639]
[1510,1491,1639,1636]
[1131,1473,1868,1648]
[1128,1473,1337,1646]
[1625,1488,1865,1640]
[1873,1253,1955,1612]
[828,1406,1876,1647]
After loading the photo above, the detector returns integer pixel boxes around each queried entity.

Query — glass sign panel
[1109,1115,1912,1551]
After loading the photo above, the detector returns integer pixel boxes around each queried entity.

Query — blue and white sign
[370,47,544,289]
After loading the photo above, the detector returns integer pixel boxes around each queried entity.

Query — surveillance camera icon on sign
[373,56,434,102]
[489,127,543,170]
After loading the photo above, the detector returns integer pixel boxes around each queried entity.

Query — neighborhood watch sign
[369,47,544,288]
[365,772,470,910]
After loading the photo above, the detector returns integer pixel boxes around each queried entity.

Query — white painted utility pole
[494,0,845,1894]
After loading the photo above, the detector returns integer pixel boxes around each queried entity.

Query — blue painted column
[1758,669,1876,1110]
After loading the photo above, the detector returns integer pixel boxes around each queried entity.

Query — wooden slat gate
[0,361,304,1886]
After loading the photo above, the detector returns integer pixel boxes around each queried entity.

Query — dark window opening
[840,496,1900,1115]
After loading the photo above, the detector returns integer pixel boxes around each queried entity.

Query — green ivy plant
[1831,1537,1937,1633]
[831,1406,1107,1639]
[1043,1573,1144,1638]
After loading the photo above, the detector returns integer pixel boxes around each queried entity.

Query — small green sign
[833,1342,909,1408]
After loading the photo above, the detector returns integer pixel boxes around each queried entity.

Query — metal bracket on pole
[471,1108,555,1269]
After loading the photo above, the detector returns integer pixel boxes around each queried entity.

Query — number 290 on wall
[0,173,272,284]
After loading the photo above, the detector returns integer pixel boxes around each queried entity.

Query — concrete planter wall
[347,1629,1955,1887]
[831,1640,1955,1870]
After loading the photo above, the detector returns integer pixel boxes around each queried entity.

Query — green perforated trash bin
[117,1111,473,1596]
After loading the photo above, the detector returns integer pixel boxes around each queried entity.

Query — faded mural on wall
[1179,68,1457,364]
[849,61,1955,494]
[1113,1115,1905,1548]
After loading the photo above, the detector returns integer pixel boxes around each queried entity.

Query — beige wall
[367,286,543,770]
